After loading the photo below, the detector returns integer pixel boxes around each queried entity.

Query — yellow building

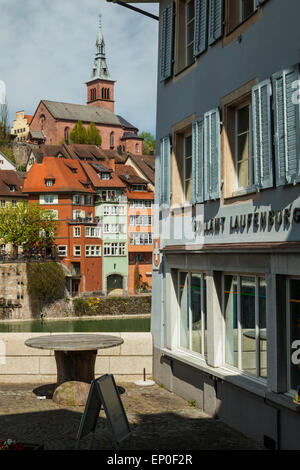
[11,111,32,142]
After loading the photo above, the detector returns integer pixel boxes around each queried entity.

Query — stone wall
[0,263,31,319]
[12,142,32,167]
[0,332,153,383]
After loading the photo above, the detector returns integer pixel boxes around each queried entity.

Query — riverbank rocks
[53,381,90,406]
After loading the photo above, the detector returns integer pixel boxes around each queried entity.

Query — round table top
[25,334,124,351]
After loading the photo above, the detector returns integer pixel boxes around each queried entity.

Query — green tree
[0,202,58,256]
[139,131,156,155]
[0,98,15,165]
[87,122,102,145]
[70,120,88,144]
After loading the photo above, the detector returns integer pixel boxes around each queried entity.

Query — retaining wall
[0,332,153,383]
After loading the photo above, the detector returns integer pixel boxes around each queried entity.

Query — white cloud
[0,0,159,134]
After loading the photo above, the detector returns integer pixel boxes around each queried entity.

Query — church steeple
[91,14,111,81]
[86,14,115,112]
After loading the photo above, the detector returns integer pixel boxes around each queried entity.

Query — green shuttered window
[194,0,208,57]
[208,0,223,46]
[204,108,221,200]
[252,79,273,189]
[159,3,175,82]
[192,120,204,203]
[160,136,171,206]
[272,65,300,186]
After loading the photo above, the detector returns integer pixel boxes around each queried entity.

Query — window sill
[231,187,257,198]
[223,7,262,47]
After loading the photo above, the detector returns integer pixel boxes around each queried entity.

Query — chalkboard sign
[76,374,131,450]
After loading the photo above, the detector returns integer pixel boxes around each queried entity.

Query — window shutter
[252,79,273,189]
[208,0,223,46]
[159,136,171,206]
[192,120,204,203]
[159,3,175,82]
[204,108,221,200]
[194,0,208,57]
[272,65,300,186]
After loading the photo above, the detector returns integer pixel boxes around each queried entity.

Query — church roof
[41,100,121,126]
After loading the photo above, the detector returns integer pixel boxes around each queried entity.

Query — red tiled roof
[24,115,33,125]
[80,161,126,189]
[126,191,154,200]
[23,157,95,194]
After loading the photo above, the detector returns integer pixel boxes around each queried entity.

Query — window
[184,134,193,202]
[130,232,153,245]
[134,200,143,208]
[227,0,256,33]
[135,215,143,226]
[12,200,17,207]
[101,173,110,180]
[144,200,152,208]
[64,127,69,145]
[45,179,54,187]
[86,195,92,205]
[132,185,146,191]
[224,274,267,378]
[135,143,140,153]
[1,200,5,207]
[85,227,101,238]
[40,194,58,204]
[288,279,300,391]
[186,0,195,67]
[73,227,81,238]
[119,205,126,215]
[43,209,58,220]
[57,245,67,257]
[85,245,101,256]
[144,216,153,226]
[235,103,253,189]
[9,185,16,192]
[110,132,114,148]
[73,194,80,205]
[73,245,81,256]
[178,271,207,357]
[103,242,126,256]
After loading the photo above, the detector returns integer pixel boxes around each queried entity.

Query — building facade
[143,0,300,450]
[23,157,102,295]
[11,111,32,142]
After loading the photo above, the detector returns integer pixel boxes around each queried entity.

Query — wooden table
[25,334,124,405]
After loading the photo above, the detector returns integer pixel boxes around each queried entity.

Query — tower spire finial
[99,13,102,31]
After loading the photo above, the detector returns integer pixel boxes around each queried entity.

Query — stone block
[0,333,51,356]
[120,333,153,356]
[39,356,57,375]
[0,356,39,374]
[94,356,110,375]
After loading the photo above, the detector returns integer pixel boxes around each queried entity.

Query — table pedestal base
[53,350,97,405]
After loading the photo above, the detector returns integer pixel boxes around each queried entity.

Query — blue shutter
[204,108,221,200]
[194,0,208,57]
[159,3,175,82]
[160,136,171,206]
[208,0,223,46]
[252,79,273,189]
[272,65,300,187]
[192,120,204,204]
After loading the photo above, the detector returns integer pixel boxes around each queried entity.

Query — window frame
[73,245,81,257]
[73,226,81,238]
[57,245,67,257]
[177,270,208,359]
[235,101,254,191]
[222,272,267,380]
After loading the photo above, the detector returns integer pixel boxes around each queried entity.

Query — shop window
[224,274,267,378]
[178,271,207,357]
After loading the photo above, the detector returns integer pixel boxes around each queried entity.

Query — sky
[0,0,159,135]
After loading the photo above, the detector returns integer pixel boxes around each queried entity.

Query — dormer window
[45,179,55,187]
[101,173,110,180]
[132,184,146,191]
[9,185,16,192]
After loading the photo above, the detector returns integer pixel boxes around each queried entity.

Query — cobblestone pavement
[0,382,263,450]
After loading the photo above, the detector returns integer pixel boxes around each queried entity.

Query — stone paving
[0,382,263,450]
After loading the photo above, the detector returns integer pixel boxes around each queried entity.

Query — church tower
[86,15,115,112]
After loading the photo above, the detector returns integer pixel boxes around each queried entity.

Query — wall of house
[0,263,31,319]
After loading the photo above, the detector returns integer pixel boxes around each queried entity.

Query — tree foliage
[27,262,66,312]
[70,120,102,145]
[139,131,156,155]
[87,122,102,145]
[0,202,58,254]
